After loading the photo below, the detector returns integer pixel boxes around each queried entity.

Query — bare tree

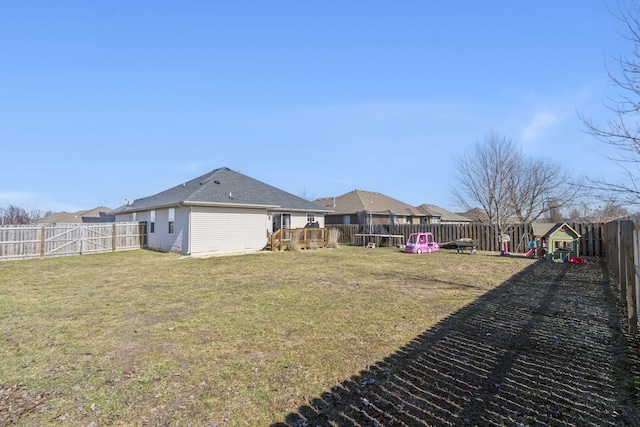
[542,197,566,223]
[580,0,640,205]
[508,156,578,224]
[592,200,629,221]
[0,204,45,225]
[452,131,576,249]
[452,131,519,245]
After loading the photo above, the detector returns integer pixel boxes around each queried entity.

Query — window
[132,212,137,221]
[168,208,175,234]
[307,213,315,223]
[343,215,350,225]
[272,213,291,231]
[149,210,155,233]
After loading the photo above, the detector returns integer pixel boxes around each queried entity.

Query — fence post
[630,222,640,333]
[112,223,117,252]
[620,221,633,331]
[618,221,627,307]
[40,225,45,257]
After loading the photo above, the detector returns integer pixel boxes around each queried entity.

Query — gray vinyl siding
[190,206,267,255]
[113,208,188,254]
[146,207,189,254]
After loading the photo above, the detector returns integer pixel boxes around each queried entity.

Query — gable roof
[416,204,472,223]
[113,167,331,214]
[36,206,114,223]
[531,222,581,238]
[314,190,424,217]
[458,207,490,222]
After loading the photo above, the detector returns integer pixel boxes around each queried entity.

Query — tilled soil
[278,259,640,426]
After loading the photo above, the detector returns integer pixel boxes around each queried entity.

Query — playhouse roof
[531,222,581,239]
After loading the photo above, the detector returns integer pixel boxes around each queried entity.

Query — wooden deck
[268,227,328,251]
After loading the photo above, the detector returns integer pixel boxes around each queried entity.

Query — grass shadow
[273,259,640,426]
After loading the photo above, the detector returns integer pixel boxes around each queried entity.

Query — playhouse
[531,222,581,262]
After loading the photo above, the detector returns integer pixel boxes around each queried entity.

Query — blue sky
[0,1,630,213]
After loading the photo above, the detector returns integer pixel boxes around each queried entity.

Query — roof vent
[214,180,220,184]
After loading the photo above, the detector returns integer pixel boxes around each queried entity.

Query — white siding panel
[266,212,326,232]
[290,213,313,229]
[191,206,267,255]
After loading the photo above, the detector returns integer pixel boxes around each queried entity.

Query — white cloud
[521,111,559,144]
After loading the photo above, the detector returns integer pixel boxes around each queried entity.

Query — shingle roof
[113,167,330,213]
[314,190,423,216]
[36,206,114,223]
[416,204,472,222]
[531,222,581,238]
[458,207,490,222]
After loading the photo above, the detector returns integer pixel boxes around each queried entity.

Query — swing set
[516,232,545,258]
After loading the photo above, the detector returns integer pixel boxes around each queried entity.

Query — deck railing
[269,227,328,251]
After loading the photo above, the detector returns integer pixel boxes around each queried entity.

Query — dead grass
[0,247,533,426]
[327,228,340,249]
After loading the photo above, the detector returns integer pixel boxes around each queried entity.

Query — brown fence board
[329,222,605,257]
[595,218,639,334]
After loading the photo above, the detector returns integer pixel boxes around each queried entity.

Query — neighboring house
[457,207,490,223]
[36,206,115,223]
[416,204,472,224]
[314,190,425,228]
[111,167,331,256]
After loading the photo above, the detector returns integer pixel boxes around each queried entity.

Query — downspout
[188,206,191,255]
[182,203,191,255]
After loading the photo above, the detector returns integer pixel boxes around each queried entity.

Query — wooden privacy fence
[0,222,146,260]
[329,222,605,257]
[605,218,639,333]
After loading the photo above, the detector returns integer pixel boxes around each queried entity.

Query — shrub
[287,230,302,251]
[327,227,341,249]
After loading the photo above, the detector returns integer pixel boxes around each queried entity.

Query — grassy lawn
[0,246,533,426]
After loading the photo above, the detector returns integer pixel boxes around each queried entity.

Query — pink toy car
[405,232,440,254]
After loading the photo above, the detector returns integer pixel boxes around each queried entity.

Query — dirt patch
[277,259,640,426]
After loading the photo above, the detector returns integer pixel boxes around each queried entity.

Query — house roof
[314,190,424,217]
[531,222,581,238]
[112,167,331,214]
[458,207,490,222]
[36,206,114,223]
[417,204,472,223]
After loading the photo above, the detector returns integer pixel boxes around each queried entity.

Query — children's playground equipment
[529,223,584,262]
[500,234,511,256]
[516,233,541,258]
[405,232,440,254]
